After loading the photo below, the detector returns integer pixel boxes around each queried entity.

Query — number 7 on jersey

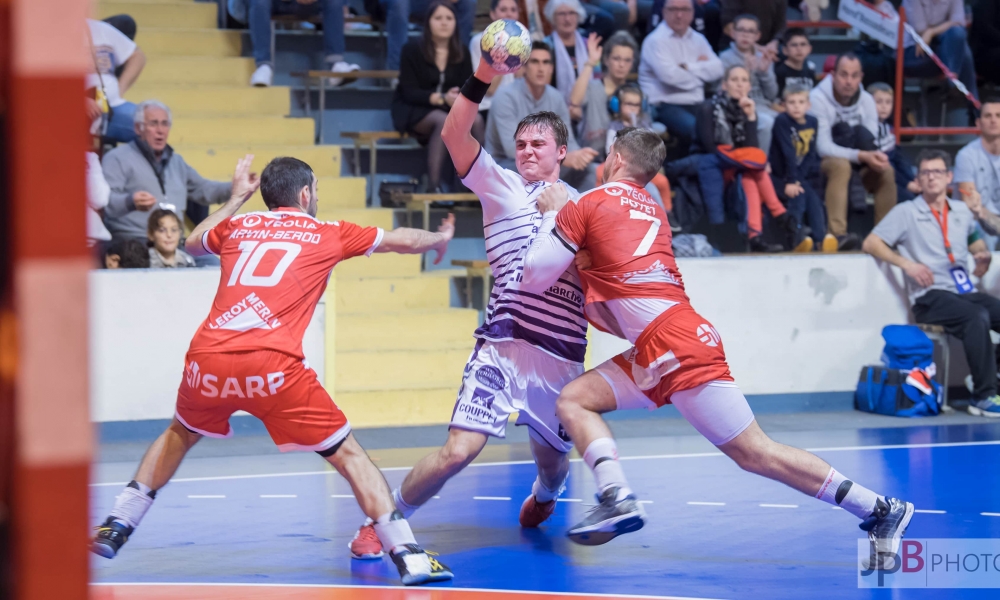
[629,210,661,257]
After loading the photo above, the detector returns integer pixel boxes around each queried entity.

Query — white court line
[88,582,726,600]
[557,498,582,502]
[260,494,296,498]
[982,512,1000,517]
[760,504,798,509]
[474,496,512,501]
[89,439,1000,488]
[638,500,654,504]
[687,501,725,506]
[914,509,946,514]
[330,494,354,498]
[832,506,843,510]
[187,495,225,499]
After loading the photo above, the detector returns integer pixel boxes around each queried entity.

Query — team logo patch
[475,365,506,390]
[242,215,262,227]
[605,187,623,196]
[697,324,721,347]
[557,424,572,443]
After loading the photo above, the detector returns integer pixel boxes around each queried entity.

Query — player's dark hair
[610,127,666,185]
[514,111,569,149]
[530,40,553,62]
[146,208,182,243]
[834,52,862,73]
[916,149,952,171]
[260,157,314,210]
[732,13,760,31]
[782,27,808,46]
[980,96,1000,111]
[420,0,465,65]
[106,238,150,269]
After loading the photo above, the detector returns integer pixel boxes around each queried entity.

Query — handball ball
[480,19,531,74]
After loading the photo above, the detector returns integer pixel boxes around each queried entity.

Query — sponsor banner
[838,0,899,48]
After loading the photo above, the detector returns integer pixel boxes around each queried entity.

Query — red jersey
[187,208,381,359]
[555,181,689,307]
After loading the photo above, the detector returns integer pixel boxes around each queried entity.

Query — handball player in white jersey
[520,127,914,570]
[348,49,590,559]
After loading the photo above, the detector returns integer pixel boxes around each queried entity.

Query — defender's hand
[537,183,570,214]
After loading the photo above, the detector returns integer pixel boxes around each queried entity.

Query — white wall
[90,270,325,423]
[589,254,1000,395]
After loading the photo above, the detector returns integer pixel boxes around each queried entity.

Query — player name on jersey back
[461,150,588,364]
[188,209,381,359]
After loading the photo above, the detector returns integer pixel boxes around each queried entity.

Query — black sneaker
[567,487,646,546]
[837,233,861,251]
[748,237,784,253]
[91,517,133,559]
[389,545,454,586]
[859,496,914,570]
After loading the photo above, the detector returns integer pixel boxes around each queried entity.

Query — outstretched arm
[375,214,455,265]
[442,57,507,178]
[186,154,259,256]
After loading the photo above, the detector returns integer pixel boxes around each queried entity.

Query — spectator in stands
[649,0,722,50]
[719,14,779,154]
[639,0,724,152]
[900,0,978,106]
[955,98,1000,250]
[392,1,480,193]
[796,0,827,23]
[856,0,898,88]
[248,0,360,87]
[468,0,520,121]
[87,18,146,144]
[770,85,832,252]
[810,54,896,251]
[720,0,786,59]
[381,0,476,71]
[971,0,1000,87]
[147,209,197,268]
[693,65,799,253]
[600,85,672,208]
[102,100,232,242]
[87,152,112,252]
[104,238,150,269]
[545,0,594,107]
[774,28,816,97]
[863,149,1000,418]
[486,42,599,190]
[869,83,920,203]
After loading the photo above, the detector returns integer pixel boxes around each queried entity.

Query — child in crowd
[775,28,817,97]
[147,208,196,268]
[868,83,920,202]
[770,85,835,252]
[104,238,150,269]
[598,84,672,210]
[719,14,780,155]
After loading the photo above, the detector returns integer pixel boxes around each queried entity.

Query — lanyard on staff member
[929,201,974,294]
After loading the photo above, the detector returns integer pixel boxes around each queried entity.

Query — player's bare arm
[375,213,455,265]
[441,57,506,178]
[186,154,260,257]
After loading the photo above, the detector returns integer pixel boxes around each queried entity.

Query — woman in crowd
[693,65,800,253]
[468,0,520,122]
[391,0,481,193]
[567,30,642,151]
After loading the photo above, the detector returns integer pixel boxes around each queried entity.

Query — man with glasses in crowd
[863,150,1000,418]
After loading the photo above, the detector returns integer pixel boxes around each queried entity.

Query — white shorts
[450,339,584,453]
[594,359,755,446]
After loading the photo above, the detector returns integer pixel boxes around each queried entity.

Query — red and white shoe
[349,521,384,559]
[519,494,557,528]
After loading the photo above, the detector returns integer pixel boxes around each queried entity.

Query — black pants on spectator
[912,290,1000,400]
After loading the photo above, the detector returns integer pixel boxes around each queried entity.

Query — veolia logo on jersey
[697,324,720,347]
[242,215,262,227]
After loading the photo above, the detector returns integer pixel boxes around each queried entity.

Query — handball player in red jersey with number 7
[520,128,914,570]
[91,155,455,586]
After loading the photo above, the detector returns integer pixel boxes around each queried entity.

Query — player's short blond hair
[610,128,665,185]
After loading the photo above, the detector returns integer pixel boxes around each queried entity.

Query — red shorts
[175,350,350,453]
[595,303,733,408]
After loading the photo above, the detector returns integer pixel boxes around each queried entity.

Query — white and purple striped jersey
[461,149,588,363]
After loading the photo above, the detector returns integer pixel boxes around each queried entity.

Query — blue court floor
[90,417,1000,600]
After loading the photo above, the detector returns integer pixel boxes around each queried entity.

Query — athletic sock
[583,438,633,501]
[816,467,879,520]
[392,487,419,519]
[373,510,418,555]
[531,474,566,503]
[110,480,156,529]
